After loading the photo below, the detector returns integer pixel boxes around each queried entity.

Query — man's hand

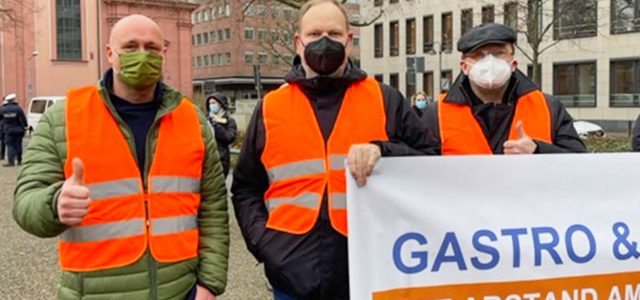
[347,144,381,187]
[503,121,537,155]
[195,285,216,300]
[57,158,91,226]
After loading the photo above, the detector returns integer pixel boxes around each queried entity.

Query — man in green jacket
[12,14,228,300]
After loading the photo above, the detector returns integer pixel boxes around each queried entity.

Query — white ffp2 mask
[468,55,513,90]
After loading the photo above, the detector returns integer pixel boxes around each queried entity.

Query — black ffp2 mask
[303,36,346,76]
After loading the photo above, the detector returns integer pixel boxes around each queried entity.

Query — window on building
[225,3,231,16]
[217,53,224,65]
[211,31,217,43]
[505,2,518,29]
[283,9,293,19]
[554,0,598,39]
[284,54,293,65]
[282,31,292,43]
[196,34,202,45]
[390,20,399,56]
[258,53,268,64]
[374,74,383,82]
[245,52,254,64]
[271,7,281,18]
[553,62,597,107]
[273,54,280,65]
[192,56,196,68]
[611,0,640,34]
[245,28,255,40]
[390,0,399,4]
[610,59,640,107]
[224,53,231,64]
[225,28,231,40]
[192,35,195,45]
[390,73,399,89]
[374,23,383,58]
[217,29,224,41]
[406,18,416,55]
[197,56,202,68]
[528,0,543,40]
[423,72,434,99]
[203,9,210,21]
[442,12,453,52]
[204,55,209,66]
[258,29,268,42]
[353,36,360,47]
[209,8,215,20]
[203,32,209,44]
[257,5,268,18]
[422,15,434,53]
[482,5,495,23]
[461,9,473,36]
[212,54,218,66]
[56,0,82,60]
[244,3,254,16]
[374,0,383,7]
[441,70,453,91]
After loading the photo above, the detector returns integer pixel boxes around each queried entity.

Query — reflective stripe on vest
[438,90,552,155]
[261,77,388,236]
[60,86,204,272]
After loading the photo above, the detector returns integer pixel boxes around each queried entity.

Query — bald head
[109,14,163,45]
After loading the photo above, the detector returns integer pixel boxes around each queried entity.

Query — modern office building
[360,0,640,131]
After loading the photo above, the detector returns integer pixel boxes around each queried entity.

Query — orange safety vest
[261,77,388,236]
[59,86,204,272]
[438,90,552,155]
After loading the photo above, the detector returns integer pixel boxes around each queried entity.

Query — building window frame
[610,57,640,107]
[52,0,86,61]
[554,0,598,40]
[611,0,640,34]
[553,60,597,108]
[390,20,400,57]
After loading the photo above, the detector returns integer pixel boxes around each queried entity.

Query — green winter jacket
[12,80,229,300]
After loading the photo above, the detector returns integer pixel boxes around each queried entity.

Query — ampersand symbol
[613,222,640,260]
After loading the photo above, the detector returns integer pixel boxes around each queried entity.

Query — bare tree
[487,0,600,85]
[0,0,37,32]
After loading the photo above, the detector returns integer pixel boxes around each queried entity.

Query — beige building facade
[361,0,640,131]
[0,0,198,109]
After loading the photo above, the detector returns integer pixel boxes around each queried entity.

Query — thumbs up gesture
[57,158,91,226]
[503,121,538,155]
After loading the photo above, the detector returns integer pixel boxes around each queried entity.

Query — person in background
[206,92,237,177]
[411,91,429,118]
[0,93,27,166]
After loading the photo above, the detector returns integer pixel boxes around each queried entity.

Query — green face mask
[116,51,163,88]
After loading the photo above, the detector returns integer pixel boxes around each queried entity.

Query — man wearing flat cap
[421,23,586,155]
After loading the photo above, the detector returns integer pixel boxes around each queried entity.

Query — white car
[27,96,64,132]
[573,120,605,138]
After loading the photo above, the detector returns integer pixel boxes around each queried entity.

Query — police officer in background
[0,93,27,166]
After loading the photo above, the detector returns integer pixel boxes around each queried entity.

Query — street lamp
[426,41,450,95]
[26,51,39,101]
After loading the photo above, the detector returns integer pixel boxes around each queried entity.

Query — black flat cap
[457,23,517,54]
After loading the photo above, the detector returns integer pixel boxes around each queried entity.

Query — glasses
[465,49,513,60]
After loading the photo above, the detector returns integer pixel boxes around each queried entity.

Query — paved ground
[0,161,271,299]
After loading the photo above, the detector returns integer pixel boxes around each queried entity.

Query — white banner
[348,154,640,300]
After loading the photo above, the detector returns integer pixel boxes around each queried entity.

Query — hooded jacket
[206,92,237,177]
[231,57,429,299]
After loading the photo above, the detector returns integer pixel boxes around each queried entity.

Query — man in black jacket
[206,92,237,177]
[231,0,429,299]
[0,93,27,166]
[421,23,586,154]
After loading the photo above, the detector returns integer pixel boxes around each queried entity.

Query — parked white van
[27,96,64,131]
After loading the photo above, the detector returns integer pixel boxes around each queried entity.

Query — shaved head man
[14,14,229,300]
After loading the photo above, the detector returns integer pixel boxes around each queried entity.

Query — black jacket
[421,70,587,154]
[412,105,425,118]
[208,114,237,177]
[231,58,428,299]
[0,102,27,136]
